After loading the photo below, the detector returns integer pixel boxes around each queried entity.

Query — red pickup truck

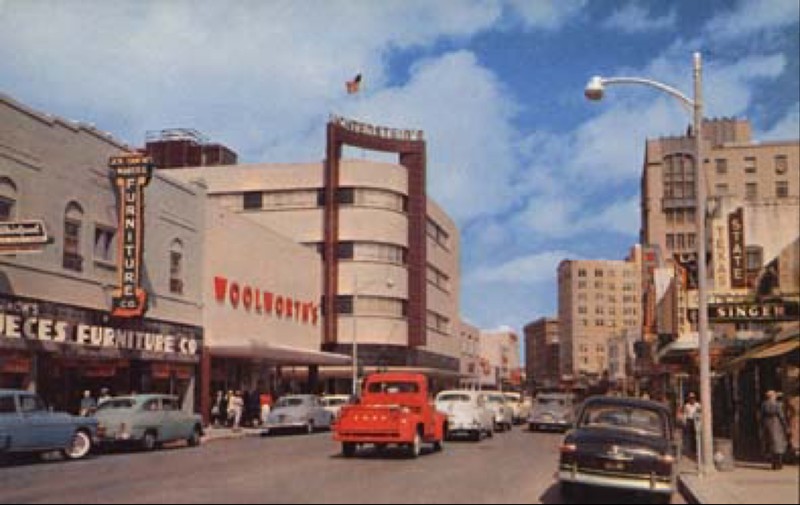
[333,372,447,458]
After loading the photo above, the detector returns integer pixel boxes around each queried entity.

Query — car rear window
[537,397,566,407]
[437,393,471,403]
[96,399,136,410]
[580,404,665,436]
[275,397,305,408]
[366,382,419,394]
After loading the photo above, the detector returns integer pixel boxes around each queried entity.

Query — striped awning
[723,336,799,369]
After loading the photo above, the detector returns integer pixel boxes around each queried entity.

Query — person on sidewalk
[761,390,790,470]
[79,390,96,417]
[681,392,701,457]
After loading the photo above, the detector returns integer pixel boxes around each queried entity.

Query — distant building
[557,247,643,379]
[479,328,521,390]
[458,319,481,389]
[144,128,237,169]
[523,317,559,390]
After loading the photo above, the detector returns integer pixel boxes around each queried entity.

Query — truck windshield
[437,393,470,403]
[367,382,419,394]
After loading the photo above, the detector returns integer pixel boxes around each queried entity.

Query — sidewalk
[201,425,263,443]
[678,461,799,504]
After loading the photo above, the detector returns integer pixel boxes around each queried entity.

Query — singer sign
[109,154,153,317]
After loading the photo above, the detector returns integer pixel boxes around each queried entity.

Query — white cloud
[601,4,676,33]
[506,0,588,30]
[705,0,800,41]
[757,102,800,141]
[468,250,577,285]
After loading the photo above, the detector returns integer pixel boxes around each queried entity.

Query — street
[0,428,684,504]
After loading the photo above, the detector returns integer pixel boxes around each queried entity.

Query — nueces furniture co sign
[109,154,153,318]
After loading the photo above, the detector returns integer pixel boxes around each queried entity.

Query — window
[578,306,587,314]
[594,281,603,289]
[715,183,729,196]
[595,319,605,326]
[578,268,587,277]
[243,191,263,210]
[688,233,696,248]
[595,306,604,315]
[63,202,83,272]
[715,159,728,175]
[666,234,675,250]
[578,281,587,289]
[340,187,407,212]
[427,310,451,334]
[94,226,115,263]
[335,296,353,314]
[262,190,320,209]
[676,234,686,250]
[774,155,788,174]
[337,241,354,259]
[745,183,758,200]
[662,154,695,199]
[744,157,757,174]
[426,219,450,249]
[169,239,184,295]
[594,269,603,277]
[357,242,406,265]
[776,181,789,198]
[427,265,450,292]
[746,246,763,272]
[0,177,17,221]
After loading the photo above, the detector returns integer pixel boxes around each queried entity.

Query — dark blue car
[0,389,97,462]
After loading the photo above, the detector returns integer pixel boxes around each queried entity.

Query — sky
[1,0,798,337]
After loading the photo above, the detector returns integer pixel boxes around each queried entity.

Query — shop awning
[723,336,800,369]
[209,342,352,366]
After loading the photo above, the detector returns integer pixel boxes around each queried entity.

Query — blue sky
[1,0,798,335]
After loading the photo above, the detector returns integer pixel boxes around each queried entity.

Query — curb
[678,475,702,505]
[201,429,263,444]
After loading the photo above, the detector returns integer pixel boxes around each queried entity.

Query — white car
[320,395,351,420]
[435,390,494,441]
[503,392,532,424]
[484,391,514,432]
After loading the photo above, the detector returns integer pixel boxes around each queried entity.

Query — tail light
[559,443,577,453]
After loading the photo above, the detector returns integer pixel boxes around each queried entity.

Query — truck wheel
[433,435,444,452]
[62,430,92,460]
[342,442,356,458]
[408,431,422,458]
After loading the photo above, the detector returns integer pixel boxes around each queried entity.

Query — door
[0,394,23,451]
[18,394,72,450]
[160,397,185,441]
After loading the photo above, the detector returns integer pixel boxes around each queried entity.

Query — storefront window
[170,239,184,295]
[63,202,84,272]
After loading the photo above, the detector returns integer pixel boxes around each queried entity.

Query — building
[557,248,643,380]
[0,93,204,413]
[144,128,237,169]
[479,328,521,390]
[523,317,559,391]
[458,319,481,388]
[166,116,462,392]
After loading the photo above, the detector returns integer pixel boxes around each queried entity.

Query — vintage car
[483,391,514,432]
[320,395,351,421]
[262,395,333,435]
[529,392,575,432]
[334,373,447,458]
[435,390,494,441]
[558,396,677,503]
[0,389,97,461]
[503,392,532,424]
[93,394,203,450]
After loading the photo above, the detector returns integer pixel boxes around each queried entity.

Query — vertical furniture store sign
[728,208,746,289]
[110,154,153,318]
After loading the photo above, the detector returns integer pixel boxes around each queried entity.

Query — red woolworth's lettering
[264,292,274,314]
[243,286,253,310]
[214,277,228,302]
[229,282,240,308]
[210,276,319,326]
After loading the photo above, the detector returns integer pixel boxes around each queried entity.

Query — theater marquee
[109,154,154,318]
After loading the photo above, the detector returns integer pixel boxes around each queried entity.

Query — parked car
[435,390,494,441]
[320,395,351,421]
[0,389,97,461]
[93,394,203,451]
[334,373,447,458]
[484,391,513,432]
[262,395,333,435]
[503,392,532,424]
[529,392,575,432]
[558,396,677,503]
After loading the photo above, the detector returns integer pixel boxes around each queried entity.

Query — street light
[352,273,395,397]
[585,52,714,475]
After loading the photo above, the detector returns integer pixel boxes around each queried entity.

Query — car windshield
[275,397,305,408]
[580,404,665,437]
[324,398,346,406]
[537,397,566,407]
[437,393,471,403]
[504,394,520,402]
[486,395,505,404]
[96,399,136,410]
[366,381,419,394]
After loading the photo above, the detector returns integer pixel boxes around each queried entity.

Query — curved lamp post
[585,52,714,475]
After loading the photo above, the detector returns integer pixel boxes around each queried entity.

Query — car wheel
[62,430,92,460]
[471,430,481,442]
[408,431,422,458]
[342,442,356,458]
[142,431,157,451]
[187,426,202,447]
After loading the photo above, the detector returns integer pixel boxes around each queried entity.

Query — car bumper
[529,419,570,429]
[558,467,674,494]
[263,421,308,431]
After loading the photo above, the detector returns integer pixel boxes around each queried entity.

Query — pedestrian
[98,387,112,406]
[681,392,701,457]
[79,390,96,416]
[260,391,273,426]
[761,390,790,470]
[211,391,224,427]
[228,390,244,431]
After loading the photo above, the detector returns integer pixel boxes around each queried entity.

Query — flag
[346,73,362,94]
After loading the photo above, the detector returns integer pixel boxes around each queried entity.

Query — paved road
[0,428,684,504]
